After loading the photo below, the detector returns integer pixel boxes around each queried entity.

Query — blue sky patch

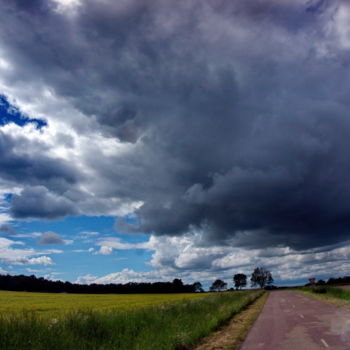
[0,95,47,129]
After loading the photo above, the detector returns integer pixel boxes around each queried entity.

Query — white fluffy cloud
[98,246,113,256]
[11,256,54,266]
[76,268,171,285]
[0,237,56,266]
[80,232,350,286]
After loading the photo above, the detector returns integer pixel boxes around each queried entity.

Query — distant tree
[233,273,247,290]
[317,279,326,286]
[193,281,204,293]
[172,278,184,292]
[327,277,336,285]
[210,279,227,292]
[251,267,273,289]
[308,277,316,287]
[172,278,183,287]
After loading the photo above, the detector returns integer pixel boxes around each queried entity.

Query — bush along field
[0,290,263,350]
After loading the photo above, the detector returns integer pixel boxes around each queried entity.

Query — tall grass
[0,291,262,350]
[298,286,350,305]
[308,286,350,299]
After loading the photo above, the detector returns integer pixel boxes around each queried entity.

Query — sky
[0,0,350,289]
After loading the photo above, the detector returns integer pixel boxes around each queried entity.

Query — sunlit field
[0,290,205,316]
[0,290,263,350]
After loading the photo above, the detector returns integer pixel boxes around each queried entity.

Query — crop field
[0,290,206,316]
[0,290,263,350]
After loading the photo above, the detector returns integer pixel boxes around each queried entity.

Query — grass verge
[296,286,350,309]
[193,291,268,350]
[0,290,262,350]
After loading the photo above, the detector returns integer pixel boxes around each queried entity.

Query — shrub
[312,287,327,294]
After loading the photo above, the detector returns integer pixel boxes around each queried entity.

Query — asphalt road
[240,291,350,350]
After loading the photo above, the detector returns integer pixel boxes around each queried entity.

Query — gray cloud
[38,231,65,245]
[11,186,77,219]
[0,0,350,251]
[0,224,16,235]
[0,129,79,193]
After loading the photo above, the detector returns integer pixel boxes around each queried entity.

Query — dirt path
[240,291,350,350]
[193,292,268,350]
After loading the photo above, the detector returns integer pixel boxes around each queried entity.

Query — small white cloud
[96,237,150,251]
[98,245,113,255]
[28,256,54,266]
[64,239,74,245]
[72,247,95,253]
[80,231,99,237]
[25,268,42,273]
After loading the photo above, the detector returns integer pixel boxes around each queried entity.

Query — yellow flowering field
[0,290,206,316]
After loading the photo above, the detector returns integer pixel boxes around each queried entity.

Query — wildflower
[48,318,59,329]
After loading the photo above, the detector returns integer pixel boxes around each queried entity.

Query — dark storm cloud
[11,187,77,219]
[0,130,79,192]
[1,0,350,249]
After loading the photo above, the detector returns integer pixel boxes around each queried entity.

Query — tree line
[305,275,350,286]
[3,269,344,294]
[0,274,197,294]
[0,267,274,294]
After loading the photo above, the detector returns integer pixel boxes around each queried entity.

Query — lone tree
[251,267,273,289]
[233,273,247,290]
[210,279,227,292]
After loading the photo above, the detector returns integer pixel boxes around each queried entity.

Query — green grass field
[0,290,205,316]
[296,286,350,312]
[299,286,350,303]
[0,290,263,350]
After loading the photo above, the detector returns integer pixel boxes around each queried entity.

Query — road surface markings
[321,339,329,348]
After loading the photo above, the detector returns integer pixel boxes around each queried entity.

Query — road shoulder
[193,292,269,350]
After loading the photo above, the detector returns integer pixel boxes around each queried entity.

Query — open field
[0,290,263,350]
[0,290,207,316]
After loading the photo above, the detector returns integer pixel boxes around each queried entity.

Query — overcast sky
[1,0,350,288]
